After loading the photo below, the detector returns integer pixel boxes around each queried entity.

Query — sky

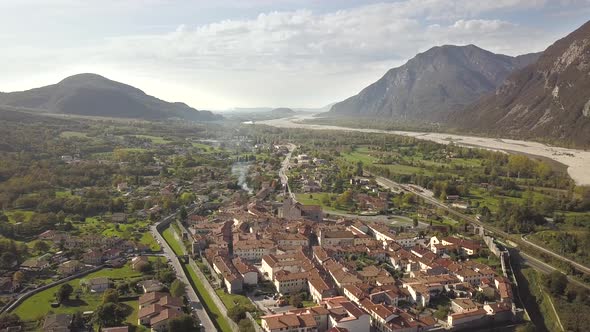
[0,0,589,110]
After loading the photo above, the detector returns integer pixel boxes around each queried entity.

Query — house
[212,256,243,294]
[150,309,182,332]
[20,255,51,271]
[233,257,259,285]
[281,198,323,222]
[57,260,83,276]
[319,231,354,247]
[82,249,104,265]
[88,277,110,293]
[0,277,17,294]
[42,313,72,332]
[274,271,309,295]
[131,256,150,271]
[139,280,165,293]
[138,293,183,328]
[261,312,318,332]
[327,301,370,332]
[111,213,127,223]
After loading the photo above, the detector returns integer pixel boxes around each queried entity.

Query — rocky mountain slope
[450,21,590,147]
[0,74,221,121]
[327,45,539,122]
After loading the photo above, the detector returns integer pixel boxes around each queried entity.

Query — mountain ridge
[449,20,590,147]
[0,73,221,121]
[326,44,540,122]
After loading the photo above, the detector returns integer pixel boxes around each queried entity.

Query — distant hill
[0,74,222,121]
[450,20,590,147]
[269,108,296,116]
[327,45,540,122]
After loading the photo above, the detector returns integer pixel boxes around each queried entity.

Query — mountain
[0,74,221,121]
[450,21,590,147]
[327,45,540,121]
[269,108,296,116]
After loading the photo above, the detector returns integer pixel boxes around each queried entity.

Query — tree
[56,284,73,303]
[170,280,186,298]
[238,319,256,332]
[93,302,129,327]
[0,313,21,329]
[179,206,188,222]
[546,271,568,295]
[102,289,119,304]
[228,305,247,323]
[515,323,536,332]
[167,314,198,332]
[33,240,50,253]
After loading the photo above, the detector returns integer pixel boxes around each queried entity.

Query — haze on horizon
[1,0,589,110]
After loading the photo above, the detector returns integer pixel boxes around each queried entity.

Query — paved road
[371,173,590,289]
[521,234,590,275]
[279,143,296,200]
[150,216,216,331]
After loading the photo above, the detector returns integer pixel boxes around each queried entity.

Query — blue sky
[0,0,589,110]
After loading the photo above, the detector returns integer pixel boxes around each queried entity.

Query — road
[371,173,590,289]
[521,234,590,275]
[279,143,296,200]
[150,215,216,331]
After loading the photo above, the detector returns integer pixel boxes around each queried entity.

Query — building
[212,256,244,294]
[87,277,110,293]
[319,231,354,247]
[43,313,72,332]
[233,257,259,285]
[138,292,183,328]
[281,198,323,222]
[261,312,318,332]
[274,271,309,294]
[57,260,83,276]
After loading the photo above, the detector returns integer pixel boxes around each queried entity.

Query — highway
[150,215,216,331]
[371,173,590,290]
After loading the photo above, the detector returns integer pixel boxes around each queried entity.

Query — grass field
[139,232,161,251]
[133,135,172,144]
[162,227,185,255]
[4,210,35,224]
[13,264,141,321]
[215,289,253,310]
[521,268,564,332]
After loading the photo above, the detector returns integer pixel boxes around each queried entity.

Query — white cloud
[0,0,586,109]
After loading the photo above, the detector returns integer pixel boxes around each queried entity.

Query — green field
[162,227,185,255]
[215,289,253,310]
[13,264,142,322]
[133,135,172,144]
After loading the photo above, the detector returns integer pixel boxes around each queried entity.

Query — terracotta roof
[150,308,182,325]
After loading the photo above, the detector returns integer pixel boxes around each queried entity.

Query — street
[150,216,216,331]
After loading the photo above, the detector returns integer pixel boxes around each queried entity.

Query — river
[254,114,590,186]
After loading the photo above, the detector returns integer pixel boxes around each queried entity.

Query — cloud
[0,0,586,108]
